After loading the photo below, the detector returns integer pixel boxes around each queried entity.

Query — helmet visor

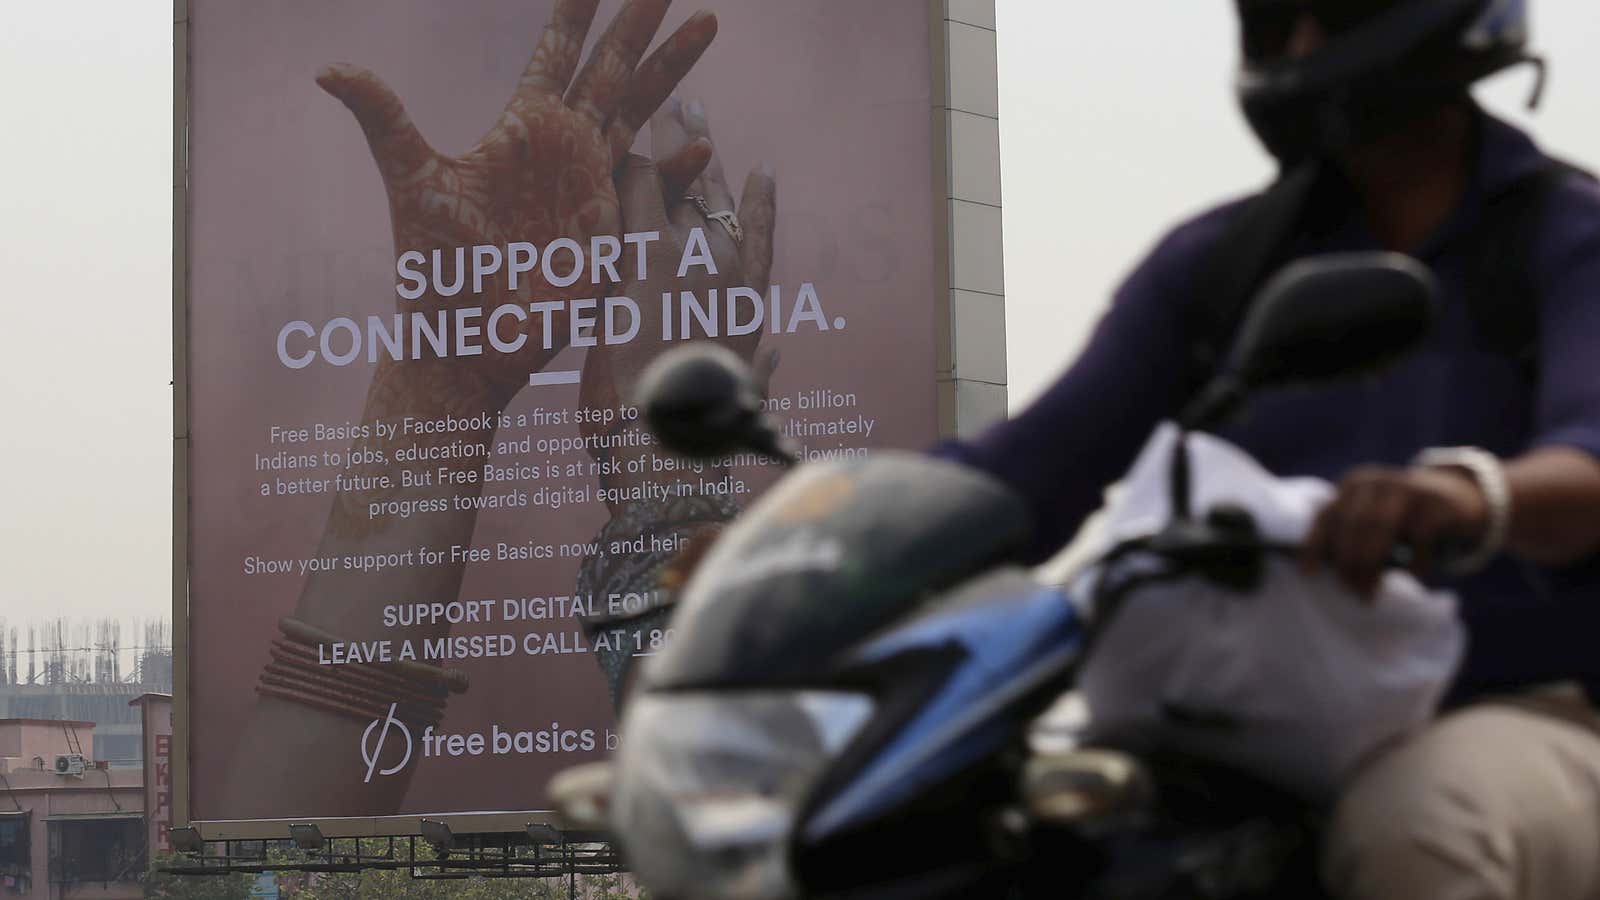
[1240,0,1425,61]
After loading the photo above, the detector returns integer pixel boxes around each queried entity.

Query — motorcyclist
[938,1,1600,897]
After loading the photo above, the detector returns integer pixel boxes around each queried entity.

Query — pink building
[0,719,144,900]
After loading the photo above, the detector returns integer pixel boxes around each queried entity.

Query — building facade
[0,720,145,900]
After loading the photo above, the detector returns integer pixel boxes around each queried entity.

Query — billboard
[180,0,962,827]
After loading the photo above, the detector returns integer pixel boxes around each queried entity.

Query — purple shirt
[941,112,1600,697]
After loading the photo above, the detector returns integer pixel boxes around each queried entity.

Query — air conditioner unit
[53,754,86,777]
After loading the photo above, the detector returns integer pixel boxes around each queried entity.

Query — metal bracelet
[1414,446,1512,576]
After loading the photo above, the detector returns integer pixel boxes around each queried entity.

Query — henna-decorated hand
[317,0,719,399]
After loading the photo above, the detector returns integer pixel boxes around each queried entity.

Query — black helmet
[1236,0,1542,165]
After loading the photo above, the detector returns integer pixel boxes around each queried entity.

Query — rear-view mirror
[634,344,793,464]
[1227,252,1437,390]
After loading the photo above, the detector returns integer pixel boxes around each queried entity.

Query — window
[0,815,29,895]
[47,817,143,885]
[93,734,143,768]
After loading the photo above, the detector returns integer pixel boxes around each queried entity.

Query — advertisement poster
[186,0,940,822]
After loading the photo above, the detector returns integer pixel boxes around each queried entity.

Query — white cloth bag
[1072,424,1467,800]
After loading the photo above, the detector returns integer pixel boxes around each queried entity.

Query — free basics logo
[361,702,603,783]
[362,703,413,783]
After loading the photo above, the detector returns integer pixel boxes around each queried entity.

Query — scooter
[550,253,1439,899]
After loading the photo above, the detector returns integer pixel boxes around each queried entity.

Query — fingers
[316,64,435,177]
[566,0,671,125]
[518,0,602,96]
[607,11,719,161]
[1307,487,1368,592]
[1340,486,1408,597]
[650,97,693,170]
[738,164,777,289]
[614,153,671,233]
[1304,469,1389,597]
[658,138,713,202]
[679,100,735,211]
[650,100,702,228]
[1304,467,1455,598]
[1401,501,1453,579]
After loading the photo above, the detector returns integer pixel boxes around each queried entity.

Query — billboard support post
[171,0,192,833]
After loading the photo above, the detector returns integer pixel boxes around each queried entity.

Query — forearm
[220,699,390,818]
[300,357,515,634]
[221,359,514,814]
[1504,446,1600,566]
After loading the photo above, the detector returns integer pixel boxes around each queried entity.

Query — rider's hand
[1301,465,1490,596]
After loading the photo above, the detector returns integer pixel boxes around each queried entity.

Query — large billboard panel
[183,0,943,824]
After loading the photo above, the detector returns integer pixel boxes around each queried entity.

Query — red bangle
[256,617,470,725]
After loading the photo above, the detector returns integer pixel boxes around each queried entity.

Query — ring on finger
[687,194,744,248]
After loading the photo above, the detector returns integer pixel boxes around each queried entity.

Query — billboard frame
[171,0,1006,843]
[172,0,192,837]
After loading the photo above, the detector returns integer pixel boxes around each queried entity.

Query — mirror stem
[751,428,801,468]
[1170,430,1194,522]
[1178,376,1245,433]
[1171,376,1246,523]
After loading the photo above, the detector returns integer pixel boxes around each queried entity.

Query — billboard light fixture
[288,823,325,851]
[420,818,454,851]
[169,826,204,853]
[525,823,563,846]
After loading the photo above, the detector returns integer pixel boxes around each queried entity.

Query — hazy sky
[0,4,172,628]
[1,2,1597,626]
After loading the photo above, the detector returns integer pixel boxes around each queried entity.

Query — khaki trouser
[1323,687,1600,900]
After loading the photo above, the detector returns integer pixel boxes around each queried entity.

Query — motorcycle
[550,253,1440,899]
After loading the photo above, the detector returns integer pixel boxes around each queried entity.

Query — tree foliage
[144,853,254,900]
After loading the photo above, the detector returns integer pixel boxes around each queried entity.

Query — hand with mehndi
[316,0,720,400]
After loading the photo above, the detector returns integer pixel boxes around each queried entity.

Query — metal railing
[160,831,623,882]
